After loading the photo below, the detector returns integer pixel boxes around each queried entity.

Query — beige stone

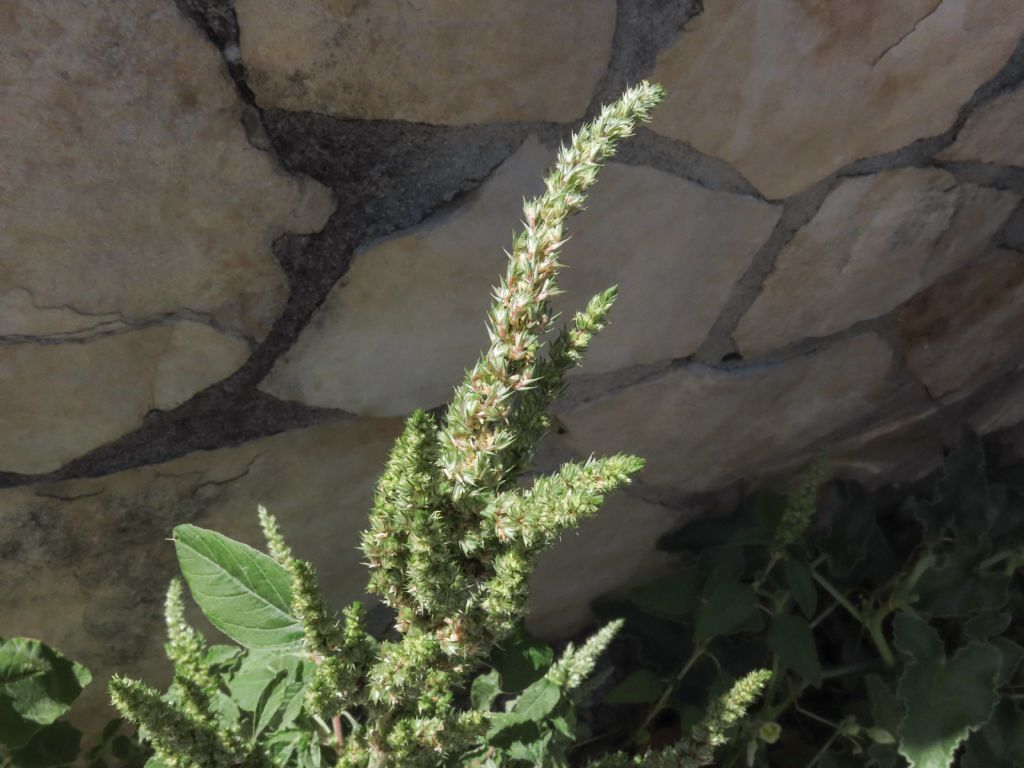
[969,373,1024,434]
[829,407,946,487]
[527,493,688,640]
[651,0,1024,198]
[0,323,251,475]
[0,0,334,341]
[262,138,780,415]
[0,417,402,730]
[556,334,894,494]
[235,0,616,124]
[899,250,1024,399]
[734,170,1018,355]
[939,86,1024,165]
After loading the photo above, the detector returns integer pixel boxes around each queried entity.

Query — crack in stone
[0,306,258,349]
[869,0,944,67]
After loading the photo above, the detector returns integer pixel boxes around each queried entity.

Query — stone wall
[3,0,1024,725]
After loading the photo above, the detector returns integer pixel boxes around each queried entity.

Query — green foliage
[598,434,1024,767]
[0,637,144,768]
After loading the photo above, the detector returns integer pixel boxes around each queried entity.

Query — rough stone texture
[556,334,894,494]
[899,249,1024,399]
[527,493,688,640]
[0,0,334,341]
[970,373,1024,433]
[262,138,781,415]
[939,85,1024,165]
[650,0,1024,197]
[235,0,616,124]
[828,407,947,487]
[734,170,1019,355]
[0,324,250,474]
[0,417,401,728]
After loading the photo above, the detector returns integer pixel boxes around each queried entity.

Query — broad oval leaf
[767,615,822,687]
[0,638,90,749]
[173,524,303,650]
[894,613,1002,768]
[511,677,561,721]
[605,669,664,705]
[695,579,756,644]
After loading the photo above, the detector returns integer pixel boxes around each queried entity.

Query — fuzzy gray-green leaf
[173,524,303,651]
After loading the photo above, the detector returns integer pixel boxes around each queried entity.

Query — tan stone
[0,0,334,341]
[0,323,251,475]
[262,138,780,415]
[734,170,1018,355]
[899,250,1024,399]
[0,417,402,730]
[829,407,946,487]
[527,493,688,640]
[939,86,1024,165]
[234,0,616,124]
[651,0,1024,198]
[969,373,1024,434]
[556,334,894,493]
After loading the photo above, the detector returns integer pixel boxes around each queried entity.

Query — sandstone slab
[263,138,780,415]
[0,417,402,729]
[0,323,250,475]
[939,86,1024,165]
[0,0,334,341]
[734,169,1018,355]
[235,0,616,124]
[650,0,1024,198]
[556,334,894,494]
[898,249,1024,399]
[969,373,1024,434]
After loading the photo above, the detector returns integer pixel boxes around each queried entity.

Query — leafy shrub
[33,81,763,768]
[595,435,1024,768]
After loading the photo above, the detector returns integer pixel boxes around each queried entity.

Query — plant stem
[810,571,861,623]
[806,728,841,768]
[333,715,344,748]
[635,645,705,740]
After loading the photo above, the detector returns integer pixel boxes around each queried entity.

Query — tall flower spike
[109,675,257,768]
[258,504,294,566]
[163,579,218,699]
[506,286,619,473]
[439,82,665,501]
[547,619,624,691]
[772,454,827,555]
[588,670,771,768]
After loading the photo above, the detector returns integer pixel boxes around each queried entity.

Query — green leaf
[0,638,90,749]
[250,668,288,743]
[910,545,1009,619]
[628,574,699,623]
[227,652,309,714]
[694,579,756,643]
[782,559,818,620]
[490,627,554,693]
[894,613,1002,768]
[471,670,501,711]
[605,670,664,705]
[173,525,303,650]
[7,720,82,767]
[511,678,561,722]
[914,432,994,541]
[962,700,1024,768]
[963,612,1011,641]
[992,637,1024,686]
[767,615,821,686]
[866,674,903,735]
